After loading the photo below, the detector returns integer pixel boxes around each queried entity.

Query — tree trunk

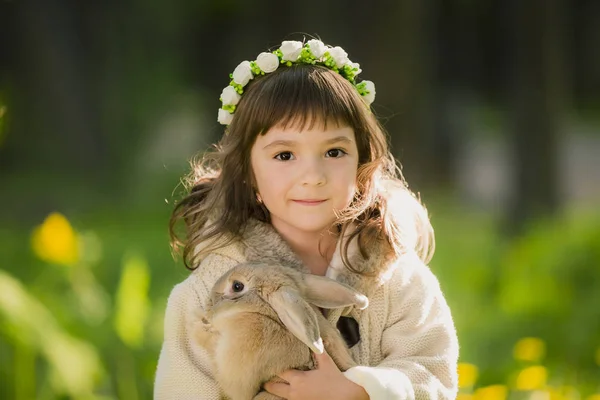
[505,0,567,233]
[370,0,436,191]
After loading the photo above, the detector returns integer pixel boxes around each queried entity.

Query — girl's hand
[263,350,369,400]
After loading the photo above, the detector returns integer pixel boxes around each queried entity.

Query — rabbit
[191,262,369,400]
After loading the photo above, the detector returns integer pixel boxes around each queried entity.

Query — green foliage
[114,253,151,349]
[0,270,104,398]
[431,205,600,394]
[495,213,600,387]
[0,208,177,399]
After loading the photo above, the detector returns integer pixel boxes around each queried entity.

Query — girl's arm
[154,253,239,400]
[343,260,459,399]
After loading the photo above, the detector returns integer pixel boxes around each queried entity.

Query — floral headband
[217,39,376,125]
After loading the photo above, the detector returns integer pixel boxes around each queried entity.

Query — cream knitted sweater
[154,219,459,399]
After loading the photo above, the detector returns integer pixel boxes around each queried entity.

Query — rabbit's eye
[232,280,244,292]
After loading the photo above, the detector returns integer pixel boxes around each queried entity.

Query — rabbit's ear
[267,288,325,354]
[303,275,369,310]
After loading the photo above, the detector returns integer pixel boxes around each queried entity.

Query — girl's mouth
[292,199,327,206]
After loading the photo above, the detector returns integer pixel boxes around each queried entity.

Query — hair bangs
[239,64,368,135]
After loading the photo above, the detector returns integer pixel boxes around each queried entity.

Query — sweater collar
[238,218,400,300]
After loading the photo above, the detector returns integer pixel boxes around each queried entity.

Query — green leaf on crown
[229,81,244,94]
[249,61,263,76]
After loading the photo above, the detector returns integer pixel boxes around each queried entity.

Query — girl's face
[250,122,359,236]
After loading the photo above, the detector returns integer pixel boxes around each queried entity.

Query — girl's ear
[266,288,324,354]
[302,275,369,310]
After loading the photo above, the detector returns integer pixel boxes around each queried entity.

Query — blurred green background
[1,0,599,399]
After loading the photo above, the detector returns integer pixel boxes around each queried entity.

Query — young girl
[155,38,459,399]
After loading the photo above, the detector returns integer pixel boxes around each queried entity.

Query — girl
[155,38,459,399]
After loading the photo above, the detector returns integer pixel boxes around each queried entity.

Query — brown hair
[170,64,434,271]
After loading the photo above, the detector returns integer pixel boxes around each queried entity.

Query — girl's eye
[232,280,244,292]
[274,152,294,161]
[326,148,347,158]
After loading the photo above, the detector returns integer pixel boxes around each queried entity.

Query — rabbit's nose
[222,288,242,300]
[223,286,233,298]
[223,291,235,299]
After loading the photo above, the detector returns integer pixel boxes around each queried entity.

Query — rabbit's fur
[192,262,369,400]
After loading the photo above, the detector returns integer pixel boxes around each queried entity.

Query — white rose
[256,52,279,73]
[232,61,253,86]
[328,46,349,68]
[280,40,303,62]
[306,39,326,58]
[220,86,241,106]
[218,108,234,125]
[361,80,376,105]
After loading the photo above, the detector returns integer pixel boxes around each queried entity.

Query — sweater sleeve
[154,253,240,400]
[343,262,459,400]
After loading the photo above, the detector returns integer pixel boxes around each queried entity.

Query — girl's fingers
[314,349,335,369]
[263,381,290,398]
[276,368,304,382]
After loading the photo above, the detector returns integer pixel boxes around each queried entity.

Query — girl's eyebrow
[262,136,353,150]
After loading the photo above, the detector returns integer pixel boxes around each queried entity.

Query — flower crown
[218,39,376,125]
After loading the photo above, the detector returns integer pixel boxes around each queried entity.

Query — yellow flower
[586,394,600,400]
[457,394,474,400]
[547,388,566,400]
[31,212,79,266]
[474,385,508,400]
[513,337,546,362]
[541,386,579,400]
[515,366,547,391]
[559,386,579,400]
[541,387,569,400]
[458,363,479,388]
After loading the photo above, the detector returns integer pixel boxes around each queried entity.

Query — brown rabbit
[192,262,369,400]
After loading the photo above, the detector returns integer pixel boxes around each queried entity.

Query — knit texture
[154,220,459,399]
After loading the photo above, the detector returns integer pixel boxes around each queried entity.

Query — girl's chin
[272,216,337,235]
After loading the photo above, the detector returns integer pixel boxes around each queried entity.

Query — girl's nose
[301,158,327,186]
